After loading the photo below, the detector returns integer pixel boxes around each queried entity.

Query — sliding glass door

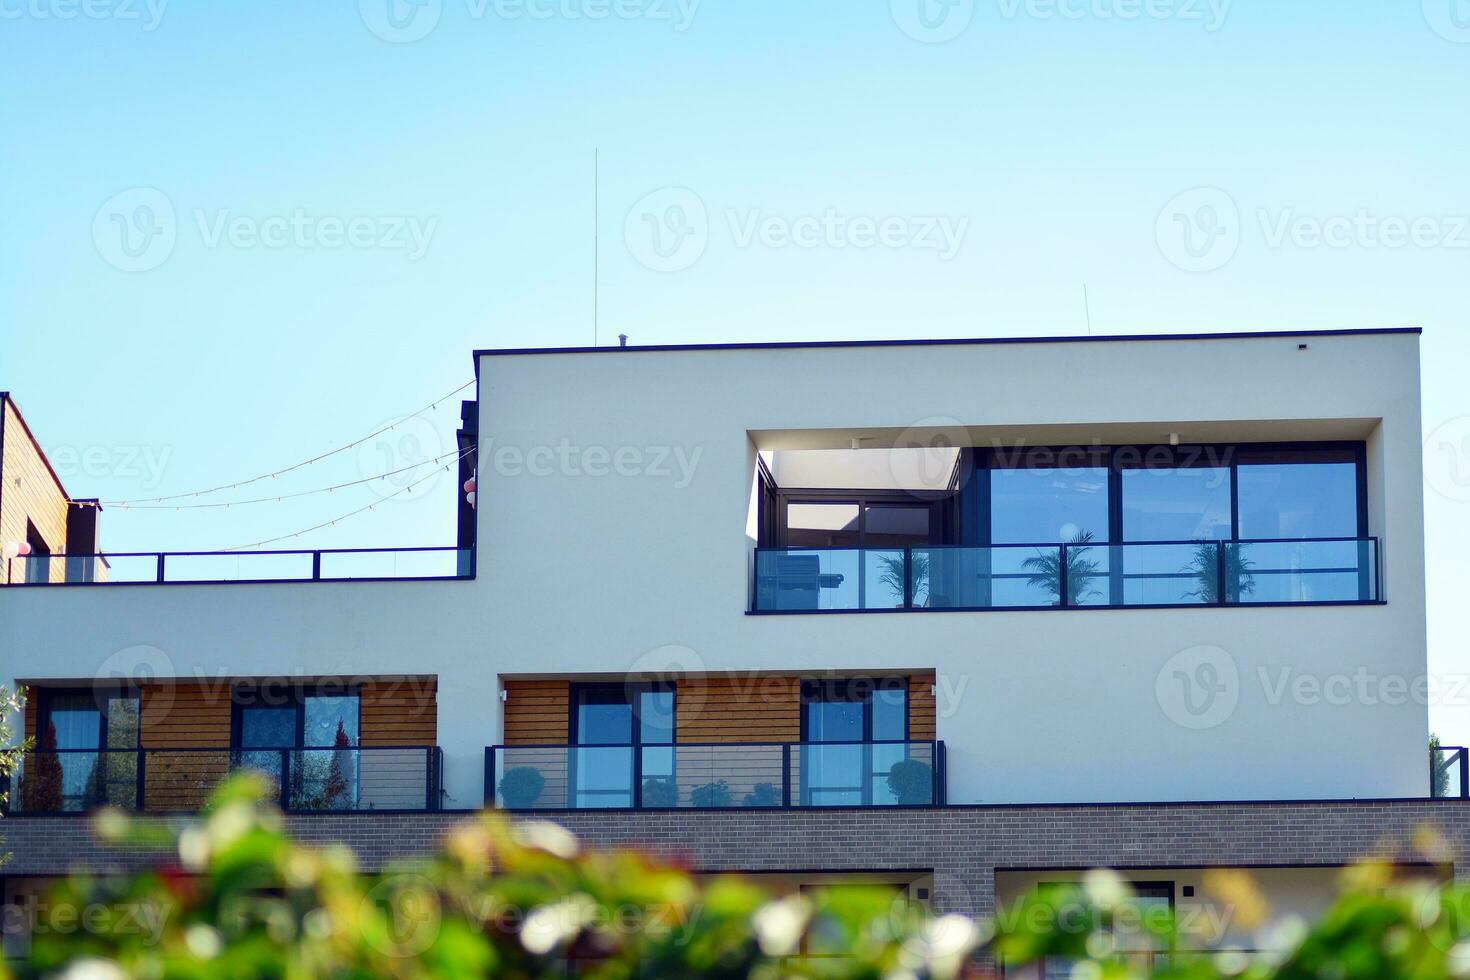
[570,684,674,808]
[801,680,908,806]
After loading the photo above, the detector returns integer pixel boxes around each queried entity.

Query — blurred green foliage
[9,774,1470,979]
[0,685,31,864]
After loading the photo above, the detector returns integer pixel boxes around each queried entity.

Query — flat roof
[472,327,1420,362]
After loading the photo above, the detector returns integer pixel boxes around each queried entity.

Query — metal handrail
[753,537,1381,611]
[486,739,945,810]
[1,745,444,814]
[3,546,472,586]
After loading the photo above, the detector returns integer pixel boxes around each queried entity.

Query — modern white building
[2,328,1459,970]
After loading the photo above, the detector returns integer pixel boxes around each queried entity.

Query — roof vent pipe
[618,334,628,347]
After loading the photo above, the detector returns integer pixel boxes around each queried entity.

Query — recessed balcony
[752,440,1380,612]
[5,678,443,815]
[486,740,945,810]
[2,746,444,814]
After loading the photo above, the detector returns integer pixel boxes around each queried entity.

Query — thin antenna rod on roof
[1082,284,1093,334]
[593,147,600,347]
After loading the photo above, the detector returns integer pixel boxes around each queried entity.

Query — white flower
[752,896,810,957]
[512,821,580,860]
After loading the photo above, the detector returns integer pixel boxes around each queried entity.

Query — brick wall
[8,800,1470,919]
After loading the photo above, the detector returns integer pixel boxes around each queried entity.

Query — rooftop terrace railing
[0,746,443,814]
[2,546,473,586]
[752,538,1381,612]
[486,740,946,811]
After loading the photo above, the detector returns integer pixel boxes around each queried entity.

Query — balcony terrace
[752,439,1380,612]
[3,746,443,814]
[1,546,473,586]
[488,740,946,811]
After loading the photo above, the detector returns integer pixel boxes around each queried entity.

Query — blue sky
[2,1,1469,739]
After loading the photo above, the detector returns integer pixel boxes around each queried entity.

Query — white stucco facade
[0,330,1428,807]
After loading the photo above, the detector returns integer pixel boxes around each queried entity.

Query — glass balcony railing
[1432,746,1468,799]
[1,547,473,586]
[752,538,1380,612]
[486,740,945,810]
[1,747,443,814]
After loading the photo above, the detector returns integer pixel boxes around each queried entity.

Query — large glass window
[1121,465,1231,541]
[1237,456,1359,539]
[571,684,674,808]
[32,690,139,811]
[784,500,933,549]
[802,680,910,806]
[991,467,1109,544]
[786,502,861,548]
[864,506,931,548]
[233,686,361,810]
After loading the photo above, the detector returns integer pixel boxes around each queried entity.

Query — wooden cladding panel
[909,672,936,741]
[22,685,36,742]
[144,751,232,812]
[677,677,801,744]
[0,399,69,584]
[140,684,232,749]
[361,678,437,747]
[504,681,569,745]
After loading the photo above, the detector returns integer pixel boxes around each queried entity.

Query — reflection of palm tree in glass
[1183,541,1255,603]
[876,552,928,607]
[1023,531,1102,606]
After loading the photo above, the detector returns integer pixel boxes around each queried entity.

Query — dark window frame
[775,489,950,550]
[32,686,142,813]
[229,682,363,751]
[799,677,911,743]
[799,677,913,807]
[566,681,678,747]
[974,441,1367,547]
[23,519,50,584]
[566,682,677,809]
[36,686,141,751]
